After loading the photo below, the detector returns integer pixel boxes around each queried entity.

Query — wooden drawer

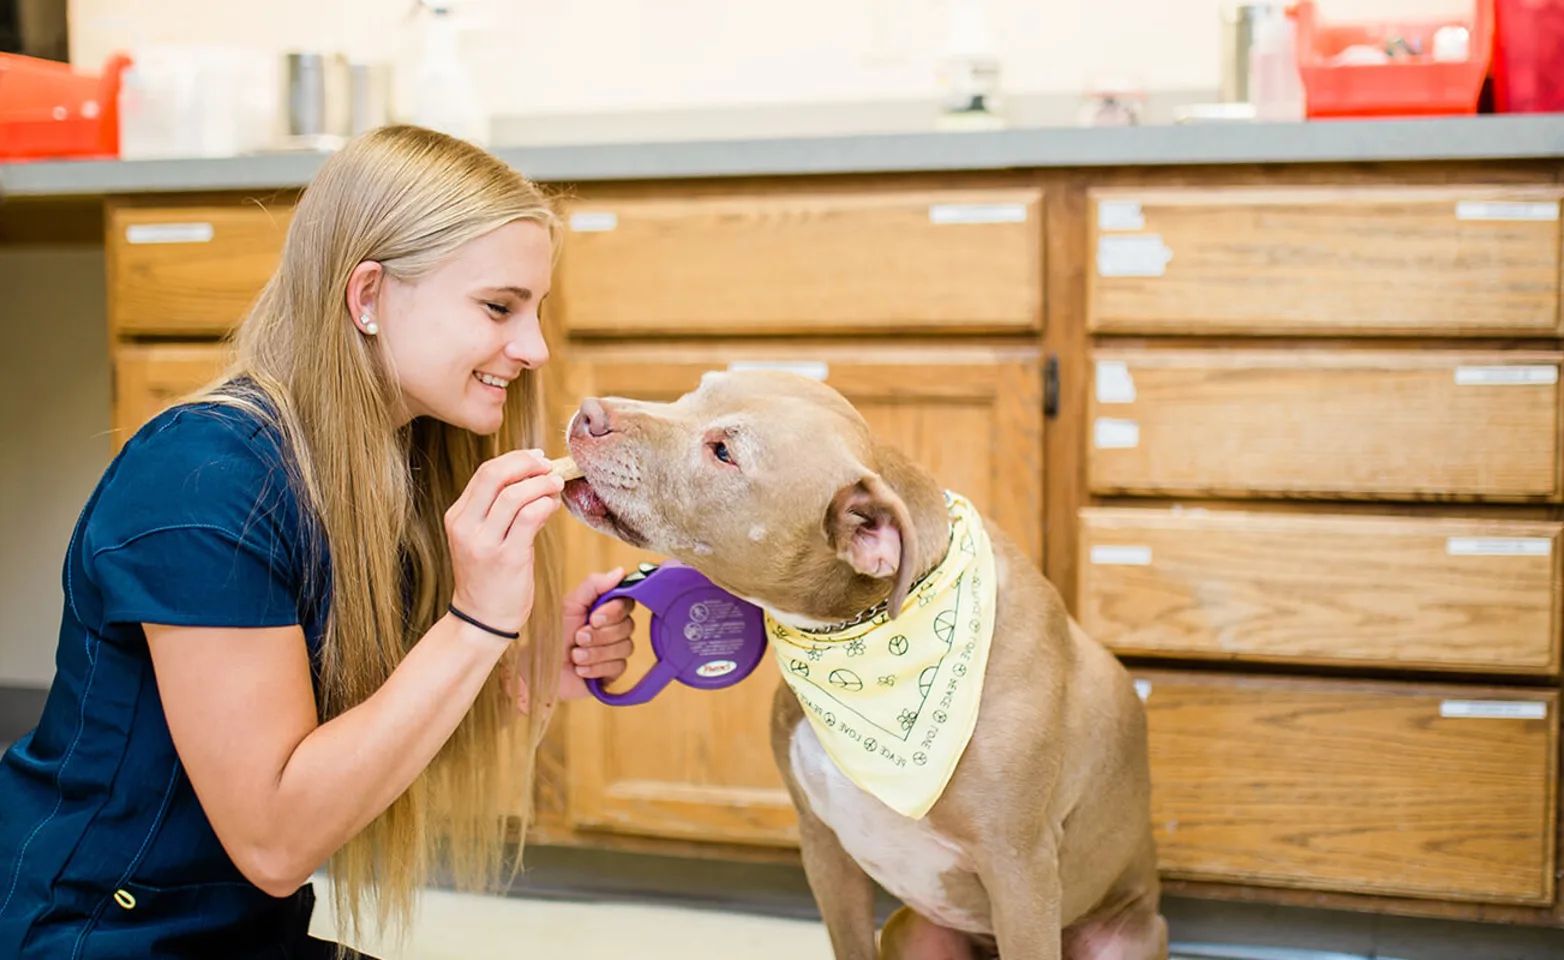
[1080,508,1563,675]
[1087,349,1563,501]
[1137,670,1559,905]
[556,188,1043,336]
[113,342,231,449]
[1087,185,1564,336]
[108,202,293,337]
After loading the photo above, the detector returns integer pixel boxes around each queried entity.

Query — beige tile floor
[307,884,1230,960]
[308,883,833,959]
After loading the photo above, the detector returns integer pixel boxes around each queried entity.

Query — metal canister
[1221,4,1283,103]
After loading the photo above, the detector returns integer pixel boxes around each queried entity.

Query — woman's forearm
[258,615,517,891]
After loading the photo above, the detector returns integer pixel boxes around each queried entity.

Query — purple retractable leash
[585,561,769,706]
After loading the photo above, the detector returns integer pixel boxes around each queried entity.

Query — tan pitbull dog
[559,369,1167,960]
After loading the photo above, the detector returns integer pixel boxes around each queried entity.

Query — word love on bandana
[769,491,996,820]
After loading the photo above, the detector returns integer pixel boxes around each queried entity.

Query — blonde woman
[0,125,636,959]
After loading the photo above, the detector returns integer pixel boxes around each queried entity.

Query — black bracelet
[448,604,521,641]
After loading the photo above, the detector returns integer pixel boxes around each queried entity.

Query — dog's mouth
[562,476,648,548]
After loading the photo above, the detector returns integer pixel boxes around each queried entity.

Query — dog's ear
[824,473,919,618]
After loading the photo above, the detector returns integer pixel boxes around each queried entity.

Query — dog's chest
[788,719,991,935]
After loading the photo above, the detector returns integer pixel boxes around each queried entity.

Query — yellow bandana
[768,491,996,820]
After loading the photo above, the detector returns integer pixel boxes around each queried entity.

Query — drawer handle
[1090,545,1152,566]
[928,203,1027,225]
[1455,200,1559,222]
[1453,365,1558,386]
[125,223,214,245]
[1446,536,1552,557]
[1440,700,1548,720]
[568,211,618,232]
[726,361,828,381]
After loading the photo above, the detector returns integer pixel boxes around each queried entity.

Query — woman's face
[370,220,553,435]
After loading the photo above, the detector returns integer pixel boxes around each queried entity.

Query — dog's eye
[711,441,733,464]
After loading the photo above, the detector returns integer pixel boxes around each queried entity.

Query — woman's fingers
[570,638,634,678]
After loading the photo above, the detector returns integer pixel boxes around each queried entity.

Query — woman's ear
[345,261,384,335]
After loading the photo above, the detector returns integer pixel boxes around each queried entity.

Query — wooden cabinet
[1136,670,1559,906]
[1081,176,1564,926]
[107,200,293,337]
[1080,508,1563,675]
[112,342,232,448]
[556,187,1044,337]
[90,163,1564,928]
[1087,185,1564,337]
[1087,349,1564,501]
[559,342,1043,845]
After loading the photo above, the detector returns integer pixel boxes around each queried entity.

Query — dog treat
[547,456,584,481]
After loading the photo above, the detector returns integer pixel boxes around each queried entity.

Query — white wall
[69,0,1482,123]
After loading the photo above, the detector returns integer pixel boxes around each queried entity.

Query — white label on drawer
[928,203,1028,225]
[568,211,618,232]
[1093,417,1140,449]
[125,222,213,244]
[1133,679,1152,702]
[1097,235,1173,277]
[1455,200,1560,222]
[726,360,828,381]
[1440,700,1548,720]
[1454,365,1559,386]
[1091,545,1152,566]
[1095,361,1137,403]
[1098,200,1145,231]
[1447,536,1552,557]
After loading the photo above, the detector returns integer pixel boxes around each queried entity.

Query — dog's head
[561,369,948,624]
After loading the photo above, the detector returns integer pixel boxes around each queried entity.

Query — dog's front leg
[771,685,879,960]
[796,800,882,960]
[978,841,1064,960]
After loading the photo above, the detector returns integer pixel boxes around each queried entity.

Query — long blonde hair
[192,125,564,945]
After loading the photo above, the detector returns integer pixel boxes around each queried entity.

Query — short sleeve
[82,405,306,631]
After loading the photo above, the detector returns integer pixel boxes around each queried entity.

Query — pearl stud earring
[361,314,379,336]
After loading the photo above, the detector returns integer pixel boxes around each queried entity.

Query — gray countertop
[3,114,1564,199]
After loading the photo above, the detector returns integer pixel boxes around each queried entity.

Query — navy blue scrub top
[0,390,334,958]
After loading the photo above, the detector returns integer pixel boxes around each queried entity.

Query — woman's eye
[711,441,733,464]
[485,302,511,318]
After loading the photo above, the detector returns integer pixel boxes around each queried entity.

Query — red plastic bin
[0,52,132,162]
[1293,0,1494,119]
[1492,0,1564,112]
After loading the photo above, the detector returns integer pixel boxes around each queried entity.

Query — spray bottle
[409,0,489,146]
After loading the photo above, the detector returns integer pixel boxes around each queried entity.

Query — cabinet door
[557,187,1044,337]
[1136,670,1559,905]
[556,343,1043,846]
[113,343,232,449]
[1087,185,1564,337]
[108,201,292,337]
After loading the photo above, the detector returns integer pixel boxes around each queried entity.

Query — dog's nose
[576,397,613,438]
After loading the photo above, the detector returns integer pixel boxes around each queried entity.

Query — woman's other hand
[557,568,635,702]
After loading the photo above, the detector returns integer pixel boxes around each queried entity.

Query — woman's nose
[503,322,550,369]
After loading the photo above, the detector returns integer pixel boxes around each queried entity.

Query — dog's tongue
[563,478,610,520]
